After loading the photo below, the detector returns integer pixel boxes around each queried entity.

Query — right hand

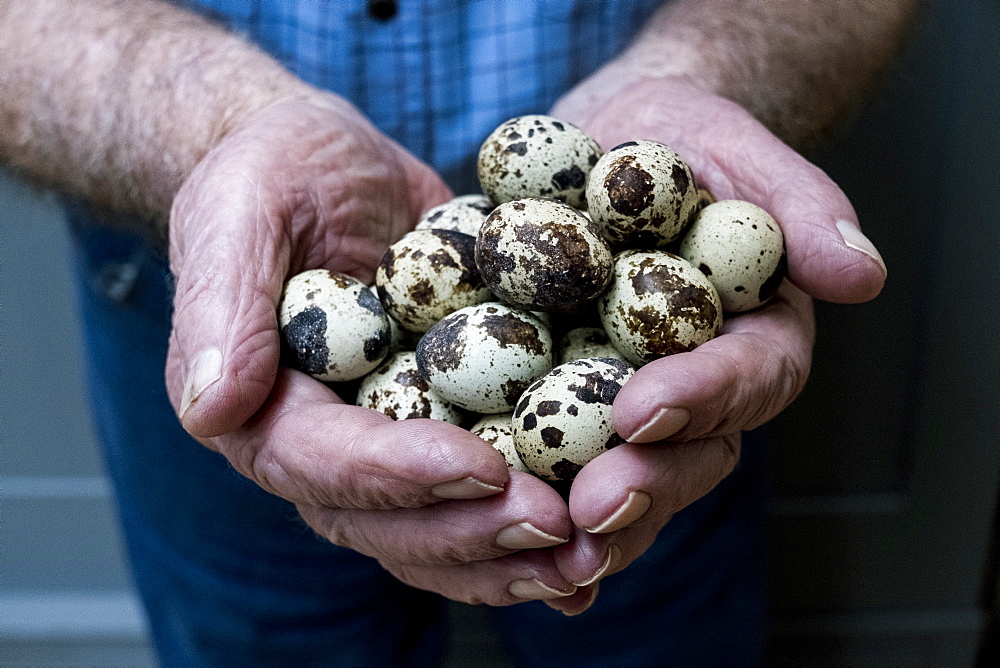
[163,93,578,606]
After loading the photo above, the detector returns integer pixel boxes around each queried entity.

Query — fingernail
[836,220,887,278]
[179,348,223,420]
[573,544,621,586]
[508,578,576,601]
[627,407,691,443]
[585,490,652,534]
[431,477,504,500]
[563,583,601,617]
[496,522,568,550]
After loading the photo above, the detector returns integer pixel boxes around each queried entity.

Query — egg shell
[279,269,391,382]
[598,250,722,366]
[586,140,699,249]
[414,194,494,237]
[369,285,421,353]
[415,302,553,414]
[357,351,464,424]
[376,229,492,333]
[678,200,786,312]
[475,198,613,312]
[477,115,602,209]
[512,358,634,482]
[557,326,627,365]
[470,413,531,473]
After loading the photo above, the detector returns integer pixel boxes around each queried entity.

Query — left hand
[542,77,886,615]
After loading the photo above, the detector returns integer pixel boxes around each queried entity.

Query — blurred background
[2,0,998,665]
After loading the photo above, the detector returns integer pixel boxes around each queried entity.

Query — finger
[569,79,886,304]
[567,435,740,536]
[543,582,600,616]
[165,136,290,438]
[297,470,572,566]
[214,367,510,509]
[614,281,814,443]
[380,550,577,607]
[658,91,887,304]
[551,529,618,588]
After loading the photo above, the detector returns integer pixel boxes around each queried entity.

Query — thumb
[166,157,286,438]
[678,96,887,304]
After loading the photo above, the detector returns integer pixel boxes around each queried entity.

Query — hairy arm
[557,0,919,150]
[0,0,313,223]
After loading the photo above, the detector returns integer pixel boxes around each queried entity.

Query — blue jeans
[68,209,769,666]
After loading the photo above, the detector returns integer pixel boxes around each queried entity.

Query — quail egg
[368,285,421,353]
[416,302,553,414]
[477,115,602,209]
[470,413,531,473]
[475,198,613,312]
[512,358,634,482]
[376,229,492,333]
[279,269,391,382]
[357,351,464,424]
[414,194,494,237]
[586,140,699,249]
[678,200,786,312]
[599,250,722,366]
[557,326,627,365]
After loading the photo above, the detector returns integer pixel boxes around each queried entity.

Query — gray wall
[0,176,155,663]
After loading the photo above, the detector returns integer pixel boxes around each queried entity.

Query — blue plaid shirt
[185,0,664,193]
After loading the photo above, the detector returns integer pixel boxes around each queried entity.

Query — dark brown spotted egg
[557,326,627,365]
[598,250,723,366]
[470,413,531,473]
[475,198,613,312]
[376,229,492,333]
[356,351,464,424]
[586,140,699,249]
[477,115,602,209]
[678,200,786,312]
[279,269,391,382]
[512,358,634,482]
[415,302,553,414]
[414,194,494,237]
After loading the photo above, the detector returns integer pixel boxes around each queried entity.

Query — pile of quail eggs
[277,114,786,483]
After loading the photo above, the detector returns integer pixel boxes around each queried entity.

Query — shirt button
[367,0,398,21]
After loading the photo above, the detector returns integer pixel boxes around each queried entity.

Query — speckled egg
[586,140,699,249]
[368,285,420,353]
[376,229,492,333]
[477,115,602,209]
[470,413,531,473]
[416,302,553,414]
[356,351,464,424]
[557,326,627,365]
[512,358,634,482]
[598,250,722,366]
[475,198,613,312]
[414,194,494,237]
[678,200,786,312]
[279,269,391,382]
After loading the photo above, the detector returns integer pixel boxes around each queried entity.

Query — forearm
[0,0,314,222]
[559,0,919,149]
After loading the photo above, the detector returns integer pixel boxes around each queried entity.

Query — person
[0,0,917,664]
